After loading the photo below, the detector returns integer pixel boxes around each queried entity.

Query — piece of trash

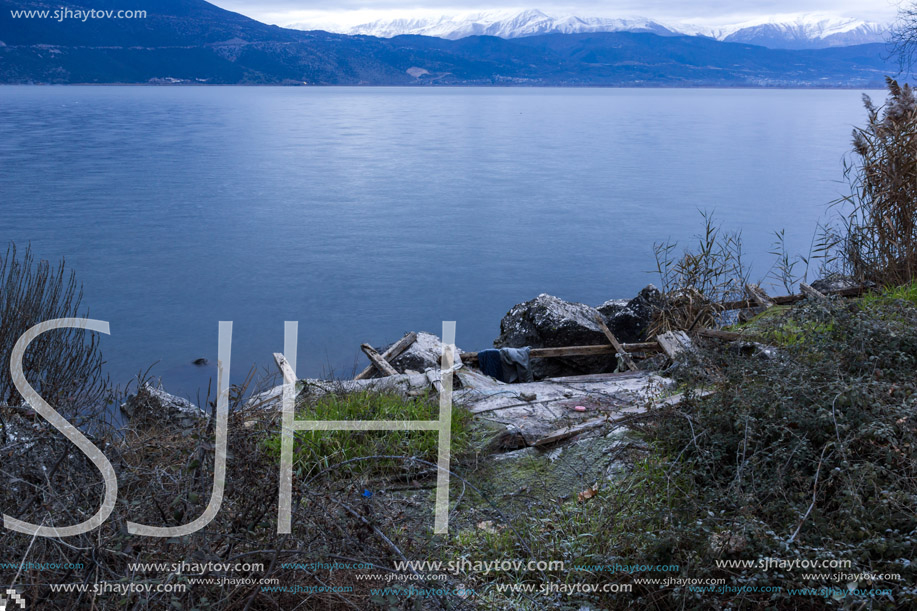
[577,486,598,503]
[573,405,587,412]
[362,489,372,498]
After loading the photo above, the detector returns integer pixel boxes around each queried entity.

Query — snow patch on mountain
[286,10,889,50]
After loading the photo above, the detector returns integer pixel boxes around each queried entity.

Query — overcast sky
[210,0,899,29]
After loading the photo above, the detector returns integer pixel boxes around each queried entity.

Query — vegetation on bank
[262,389,473,479]
[434,289,917,610]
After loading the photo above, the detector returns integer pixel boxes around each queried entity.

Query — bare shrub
[2,367,478,610]
[651,211,749,334]
[0,243,110,421]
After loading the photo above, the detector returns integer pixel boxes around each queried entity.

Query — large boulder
[494,293,614,379]
[387,332,458,374]
[120,383,206,429]
[493,286,665,379]
[603,285,664,343]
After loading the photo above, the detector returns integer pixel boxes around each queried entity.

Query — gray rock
[603,285,664,343]
[494,293,614,379]
[493,287,665,379]
[810,275,861,293]
[596,298,629,319]
[120,383,206,429]
[386,332,461,375]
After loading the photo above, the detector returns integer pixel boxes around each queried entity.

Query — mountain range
[311,9,889,50]
[0,0,902,86]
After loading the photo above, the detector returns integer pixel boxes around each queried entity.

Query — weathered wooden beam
[461,342,660,365]
[543,370,649,383]
[625,341,663,352]
[532,403,654,447]
[360,344,399,377]
[533,417,608,447]
[273,352,297,386]
[354,332,417,380]
[594,313,638,372]
[745,283,775,309]
[533,390,717,446]
[799,282,827,300]
[656,330,696,360]
[719,284,868,311]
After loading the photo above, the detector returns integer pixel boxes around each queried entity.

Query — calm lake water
[0,86,877,397]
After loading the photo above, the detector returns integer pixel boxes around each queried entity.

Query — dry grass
[0,374,477,610]
[822,78,917,287]
[650,211,749,335]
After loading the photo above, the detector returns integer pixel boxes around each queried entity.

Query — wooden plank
[530,344,616,359]
[273,352,297,386]
[621,342,661,352]
[719,284,867,311]
[534,390,717,446]
[656,330,695,360]
[461,342,659,365]
[360,343,399,377]
[532,417,608,447]
[594,313,638,372]
[745,283,775,309]
[532,404,652,446]
[354,332,418,380]
[799,282,827,300]
[544,371,648,383]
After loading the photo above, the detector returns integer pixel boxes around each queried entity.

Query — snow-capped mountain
[343,10,679,40]
[717,16,888,49]
[288,10,888,50]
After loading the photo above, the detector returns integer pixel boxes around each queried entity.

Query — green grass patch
[262,390,472,479]
[859,281,917,309]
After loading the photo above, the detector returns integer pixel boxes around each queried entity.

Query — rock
[494,293,614,379]
[596,298,629,319]
[192,358,209,366]
[493,287,665,379]
[120,383,206,429]
[810,275,862,293]
[386,331,461,375]
[603,285,664,343]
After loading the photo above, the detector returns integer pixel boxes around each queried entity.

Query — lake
[0,86,876,397]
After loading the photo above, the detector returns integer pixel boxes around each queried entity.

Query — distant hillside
[0,0,901,86]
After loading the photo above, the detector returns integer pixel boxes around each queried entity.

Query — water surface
[0,86,874,396]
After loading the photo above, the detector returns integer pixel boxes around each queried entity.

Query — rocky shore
[114,284,676,500]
